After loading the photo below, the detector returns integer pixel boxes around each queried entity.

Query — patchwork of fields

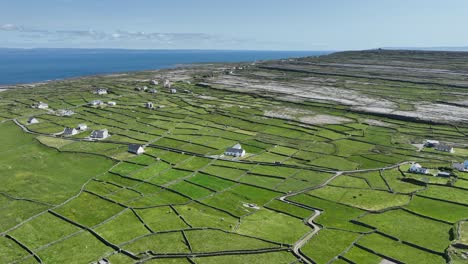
[1,51,468,263]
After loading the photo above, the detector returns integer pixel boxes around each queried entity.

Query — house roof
[435,144,453,151]
[232,143,242,149]
[128,144,144,153]
[63,127,77,134]
[226,148,244,153]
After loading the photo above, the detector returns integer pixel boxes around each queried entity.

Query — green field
[1,50,468,263]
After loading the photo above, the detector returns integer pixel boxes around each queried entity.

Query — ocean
[0,49,331,85]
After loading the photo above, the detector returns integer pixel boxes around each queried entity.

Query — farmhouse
[107,101,116,106]
[63,127,78,136]
[224,143,246,157]
[163,79,171,88]
[77,123,87,130]
[150,79,159,85]
[56,109,74,116]
[424,140,440,147]
[170,88,177,94]
[128,144,145,155]
[27,117,39,124]
[453,160,468,172]
[89,100,104,106]
[37,102,49,109]
[434,144,454,153]
[408,163,429,174]
[148,88,158,94]
[94,88,108,95]
[90,129,109,139]
[146,102,154,109]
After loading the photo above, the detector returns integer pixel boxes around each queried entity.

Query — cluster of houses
[453,160,468,172]
[89,100,116,107]
[62,123,87,136]
[137,79,177,94]
[93,88,108,95]
[408,163,452,177]
[33,102,48,109]
[56,109,74,116]
[424,140,454,153]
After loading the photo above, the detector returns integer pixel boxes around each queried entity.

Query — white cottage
[27,117,39,124]
[63,127,78,136]
[170,88,177,94]
[77,124,88,131]
[146,102,154,109]
[89,100,104,106]
[128,144,145,155]
[107,101,116,106]
[37,102,49,109]
[94,88,108,95]
[408,163,429,174]
[224,143,246,157]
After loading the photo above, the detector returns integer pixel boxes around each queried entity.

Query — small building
[224,143,246,157]
[146,102,154,109]
[148,89,158,94]
[27,117,39,124]
[135,86,148,92]
[94,88,108,95]
[150,80,159,85]
[408,163,429,174]
[437,171,451,177]
[90,129,109,139]
[128,144,145,155]
[89,100,104,106]
[170,88,177,94]
[37,102,48,109]
[56,109,74,116]
[163,79,171,88]
[63,127,78,136]
[77,123,87,131]
[453,160,468,172]
[434,144,454,153]
[107,101,116,106]
[424,140,440,147]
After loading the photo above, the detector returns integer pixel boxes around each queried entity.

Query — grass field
[1,50,468,263]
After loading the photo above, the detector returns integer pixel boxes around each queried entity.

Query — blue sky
[0,0,467,50]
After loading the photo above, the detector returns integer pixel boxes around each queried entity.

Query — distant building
[424,140,440,147]
[77,124,87,131]
[27,117,39,124]
[146,102,154,109]
[148,89,158,94]
[128,144,145,155]
[150,79,159,85]
[56,109,74,116]
[163,79,171,88]
[408,163,429,174]
[37,102,48,109]
[94,88,108,95]
[89,100,104,106]
[90,129,109,139]
[434,144,454,153]
[224,143,246,157]
[63,127,78,136]
[170,88,177,94]
[453,160,468,172]
[107,101,116,106]
[437,171,451,177]
[135,86,148,92]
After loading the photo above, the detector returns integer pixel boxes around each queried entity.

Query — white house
[77,124,87,131]
[150,80,159,85]
[94,88,108,95]
[146,102,154,109]
[90,129,109,139]
[408,163,429,174]
[424,140,440,147]
[128,144,145,155]
[63,127,78,136]
[163,79,171,88]
[27,117,39,124]
[224,143,246,157]
[56,109,74,116]
[89,100,104,106]
[107,101,116,106]
[37,102,49,109]
[148,89,158,94]
[170,88,177,94]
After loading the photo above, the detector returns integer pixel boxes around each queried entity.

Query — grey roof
[91,129,108,138]
[435,144,453,151]
[63,127,77,135]
[128,144,144,153]
[226,148,244,153]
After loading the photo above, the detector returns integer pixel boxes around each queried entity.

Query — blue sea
[0,49,331,85]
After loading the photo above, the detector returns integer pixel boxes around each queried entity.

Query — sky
[0,0,467,50]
